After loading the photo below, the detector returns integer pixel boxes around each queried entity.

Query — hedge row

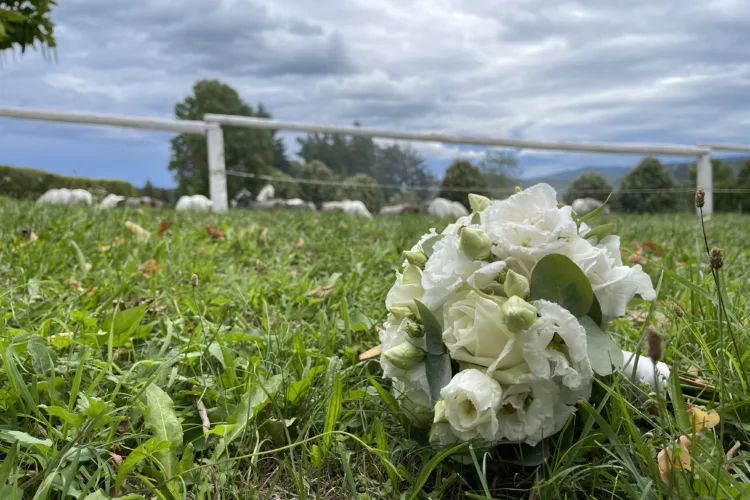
[0,165,137,200]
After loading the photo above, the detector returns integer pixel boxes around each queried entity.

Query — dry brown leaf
[87,287,100,296]
[149,304,168,314]
[629,311,668,326]
[157,220,174,236]
[642,241,662,256]
[658,435,692,484]
[196,398,211,433]
[108,452,124,467]
[295,237,305,247]
[197,246,207,255]
[205,224,225,240]
[260,228,268,243]
[359,344,382,361]
[675,261,686,267]
[100,236,124,252]
[65,279,84,292]
[140,259,160,278]
[290,269,299,278]
[628,253,645,265]
[339,222,348,229]
[85,263,92,273]
[687,365,700,377]
[125,221,151,241]
[726,441,741,471]
[255,260,267,274]
[306,284,336,298]
[687,403,720,431]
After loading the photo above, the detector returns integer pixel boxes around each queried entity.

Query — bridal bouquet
[379,184,656,448]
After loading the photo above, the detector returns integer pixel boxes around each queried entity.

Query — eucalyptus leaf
[529,254,593,318]
[587,295,603,328]
[584,223,617,242]
[27,334,56,374]
[424,353,451,402]
[414,300,444,356]
[578,316,622,376]
[578,193,612,223]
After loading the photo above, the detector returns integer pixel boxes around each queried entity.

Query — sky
[2,0,750,188]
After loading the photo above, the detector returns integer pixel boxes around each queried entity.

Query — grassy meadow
[0,199,748,499]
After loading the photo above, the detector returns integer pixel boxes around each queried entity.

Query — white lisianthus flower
[480,184,579,269]
[522,300,594,400]
[493,379,577,446]
[441,369,504,441]
[559,236,657,322]
[386,265,425,319]
[421,233,485,309]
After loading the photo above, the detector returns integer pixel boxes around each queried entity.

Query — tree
[296,160,338,207]
[1,1,57,56]
[689,158,734,185]
[340,173,385,212]
[478,150,518,194]
[563,172,614,205]
[438,159,487,208]
[739,159,750,185]
[389,190,421,205]
[375,144,436,201]
[267,168,300,199]
[272,137,292,175]
[616,157,678,213]
[168,80,274,198]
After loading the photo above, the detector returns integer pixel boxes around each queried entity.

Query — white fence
[0,105,723,215]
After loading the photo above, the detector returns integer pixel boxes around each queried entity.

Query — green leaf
[115,438,172,491]
[286,365,325,404]
[27,334,56,374]
[83,489,111,500]
[368,376,400,416]
[408,442,469,500]
[140,385,183,477]
[0,440,18,484]
[529,254,594,318]
[0,430,52,450]
[213,374,283,460]
[68,238,88,274]
[414,300,443,356]
[578,316,622,376]
[178,442,195,474]
[321,376,343,457]
[670,370,690,434]
[578,193,612,223]
[101,304,148,347]
[41,405,85,427]
[584,223,616,241]
[587,295,603,328]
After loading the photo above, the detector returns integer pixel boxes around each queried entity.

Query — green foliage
[296,160,338,206]
[687,159,743,212]
[139,180,178,204]
[268,168,300,199]
[529,253,593,317]
[340,173,385,212]
[169,79,274,199]
[388,190,421,206]
[616,157,679,213]
[563,172,614,205]
[1,200,748,498]
[478,150,518,193]
[438,159,487,208]
[0,164,137,200]
[0,1,56,56]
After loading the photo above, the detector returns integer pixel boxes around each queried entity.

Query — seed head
[709,247,723,269]
[191,273,199,287]
[645,326,664,362]
[673,305,683,318]
[695,188,705,208]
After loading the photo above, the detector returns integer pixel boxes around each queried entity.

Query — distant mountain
[524,156,750,195]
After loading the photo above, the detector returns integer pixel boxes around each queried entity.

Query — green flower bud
[503,269,530,299]
[500,296,537,332]
[459,227,492,260]
[383,342,425,370]
[389,305,416,320]
[403,319,424,338]
[433,400,447,424]
[402,264,423,285]
[514,186,522,194]
[403,248,427,267]
[468,193,492,212]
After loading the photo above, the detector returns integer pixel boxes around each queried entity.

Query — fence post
[207,123,228,213]
[696,152,713,216]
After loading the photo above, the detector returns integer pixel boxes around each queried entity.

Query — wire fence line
[225,170,750,196]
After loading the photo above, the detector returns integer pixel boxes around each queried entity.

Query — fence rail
[0,105,727,215]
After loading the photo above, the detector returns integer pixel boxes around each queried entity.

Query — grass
[0,199,748,499]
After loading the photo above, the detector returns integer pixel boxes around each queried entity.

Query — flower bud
[403,248,427,267]
[402,265,423,285]
[403,319,424,338]
[500,296,537,332]
[709,247,723,269]
[433,400,447,423]
[645,326,664,362]
[459,227,492,260]
[468,193,492,212]
[389,305,416,321]
[383,341,425,370]
[503,269,530,299]
[695,188,705,208]
[514,186,522,194]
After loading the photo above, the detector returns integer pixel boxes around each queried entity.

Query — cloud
[2,0,750,187]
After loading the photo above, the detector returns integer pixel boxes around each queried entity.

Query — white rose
[441,369,504,441]
[421,233,484,310]
[442,290,532,384]
[386,265,425,318]
[522,300,594,399]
